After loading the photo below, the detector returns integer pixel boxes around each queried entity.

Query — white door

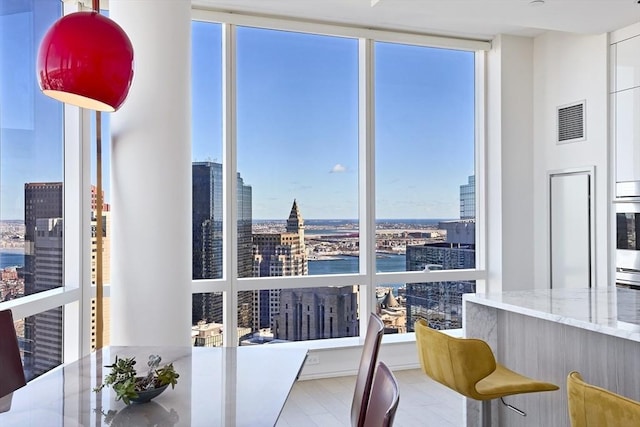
[550,170,593,289]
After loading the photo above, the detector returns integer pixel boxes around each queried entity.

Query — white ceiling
[194,0,640,40]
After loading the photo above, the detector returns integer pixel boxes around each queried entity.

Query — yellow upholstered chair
[567,371,640,427]
[415,319,558,427]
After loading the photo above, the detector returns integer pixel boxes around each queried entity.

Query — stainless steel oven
[616,202,640,289]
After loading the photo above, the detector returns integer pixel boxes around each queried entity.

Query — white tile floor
[277,368,464,427]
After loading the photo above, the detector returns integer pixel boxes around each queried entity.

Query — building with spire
[252,200,308,330]
[252,200,358,341]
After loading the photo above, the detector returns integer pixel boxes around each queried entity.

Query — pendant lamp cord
[93,0,104,351]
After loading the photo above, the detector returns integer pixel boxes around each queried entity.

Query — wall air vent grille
[557,100,586,144]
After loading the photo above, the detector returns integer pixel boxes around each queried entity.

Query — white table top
[464,287,640,342]
[0,345,308,426]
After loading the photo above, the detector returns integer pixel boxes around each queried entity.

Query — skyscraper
[191,162,253,329]
[23,183,112,376]
[31,218,63,377]
[405,241,475,331]
[23,182,63,379]
[460,175,475,220]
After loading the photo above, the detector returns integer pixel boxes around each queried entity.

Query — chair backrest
[351,313,385,427]
[567,371,640,427]
[414,318,496,400]
[0,309,27,398]
[362,362,400,427]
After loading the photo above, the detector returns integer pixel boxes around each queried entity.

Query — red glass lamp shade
[37,11,134,112]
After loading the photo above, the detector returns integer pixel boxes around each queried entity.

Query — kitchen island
[462,287,640,427]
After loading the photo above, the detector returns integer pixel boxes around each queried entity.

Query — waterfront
[0,249,24,269]
[308,253,405,274]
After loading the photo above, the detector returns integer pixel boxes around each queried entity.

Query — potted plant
[94,354,179,404]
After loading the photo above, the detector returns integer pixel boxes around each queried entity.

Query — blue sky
[192,22,475,220]
[1,9,474,221]
[1,1,63,221]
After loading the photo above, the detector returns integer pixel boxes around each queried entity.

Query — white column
[109,0,192,346]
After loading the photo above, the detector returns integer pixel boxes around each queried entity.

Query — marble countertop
[464,287,640,342]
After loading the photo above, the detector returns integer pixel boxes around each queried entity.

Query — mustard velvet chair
[567,371,640,427]
[415,319,558,427]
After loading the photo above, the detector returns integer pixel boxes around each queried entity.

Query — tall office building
[405,241,475,331]
[192,162,253,329]
[23,183,63,379]
[460,175,475,220]
[30,218,64,377]
[23,183,112,375]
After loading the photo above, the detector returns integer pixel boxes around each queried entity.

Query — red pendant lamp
[36,9,134,112]
[36,2,134,351]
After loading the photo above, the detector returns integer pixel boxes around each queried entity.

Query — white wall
[532,31,610,288]
[486,35,535,293]
[486,31,611,292]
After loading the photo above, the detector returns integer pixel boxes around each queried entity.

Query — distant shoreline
[0,248,24,254]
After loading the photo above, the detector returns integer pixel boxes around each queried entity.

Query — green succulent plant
[94,354,179,405]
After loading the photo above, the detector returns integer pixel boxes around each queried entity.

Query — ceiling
[194,0,640,41]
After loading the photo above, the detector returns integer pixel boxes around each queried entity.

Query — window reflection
[1,0,64,380]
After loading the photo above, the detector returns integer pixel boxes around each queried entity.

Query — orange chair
[567,371,640,427]
[362,362,400,427]
[351,313,385,427]
[0,309,26,398]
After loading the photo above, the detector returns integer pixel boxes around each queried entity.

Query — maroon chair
[350,313,385,427]
[363,362,400,427]
[0,309,27,398]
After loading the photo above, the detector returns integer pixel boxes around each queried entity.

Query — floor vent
[557,100,586,144]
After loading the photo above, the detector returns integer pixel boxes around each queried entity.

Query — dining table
[0,345,308,426]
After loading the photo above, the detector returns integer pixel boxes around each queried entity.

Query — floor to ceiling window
[1,6,485,382]
[191,12,484,346]
[375,42,476,331]
[0,0,64,380]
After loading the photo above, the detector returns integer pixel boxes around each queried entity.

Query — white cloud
[330,163,347,173]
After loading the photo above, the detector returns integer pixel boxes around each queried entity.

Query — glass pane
[376,284,407,334]
[191,21,223,331]
[235,27,359,343]
[375,42,476,273]
[405,280,476,331]
[23,306,64,380]
[1,0,64,378]
[14,315,26,378]
[241,285,360,343]
[192,292,224,346]
[237,26,359,269]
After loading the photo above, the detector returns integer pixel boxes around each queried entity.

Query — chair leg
[500,397,526,416]
[481,400,491,427]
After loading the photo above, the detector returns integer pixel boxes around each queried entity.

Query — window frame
[191,10,488,346]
